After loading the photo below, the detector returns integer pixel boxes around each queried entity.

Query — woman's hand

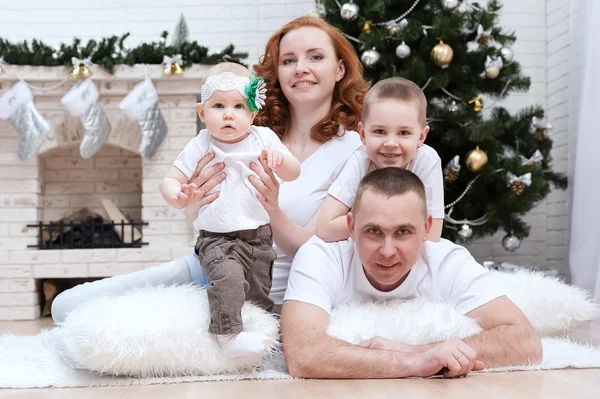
[188,152,226,207]
[249,156,282,219]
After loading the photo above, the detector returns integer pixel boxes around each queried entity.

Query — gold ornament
[70,63,92,79]
[363,20,373,34]
[465,146,488,172]
[162,55,184,76]
[468,96,483,112]
[431,39,454,68]
[485,65,500,79]
[388,25,399,35]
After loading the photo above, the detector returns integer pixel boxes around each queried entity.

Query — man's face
[348,189,432,292]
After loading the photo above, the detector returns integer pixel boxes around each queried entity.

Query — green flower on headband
[245,74,267,112]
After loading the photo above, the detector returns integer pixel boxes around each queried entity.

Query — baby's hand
[170,183,198,207]
[260,149,285,169]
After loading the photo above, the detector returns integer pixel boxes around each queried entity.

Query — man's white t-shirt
[284,236,505,315]
[173,125,290,233]
[327,145,444,218]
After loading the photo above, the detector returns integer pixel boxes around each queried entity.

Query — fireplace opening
[34,143,146,249]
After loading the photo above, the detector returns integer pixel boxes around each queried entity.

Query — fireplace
[0,65,209,320]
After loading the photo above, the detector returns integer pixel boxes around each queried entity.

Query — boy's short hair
[362,77,427,127]
[354,167,427,218]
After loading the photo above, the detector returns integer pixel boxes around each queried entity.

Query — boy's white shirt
[327,145,445,218]
[173,125,290,233]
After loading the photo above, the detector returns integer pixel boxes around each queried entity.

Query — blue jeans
[52,253,210,324]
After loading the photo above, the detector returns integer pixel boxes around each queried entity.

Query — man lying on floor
[281,167,543,378]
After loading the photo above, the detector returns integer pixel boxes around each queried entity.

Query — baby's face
[359,99,428,169]
[198,90,256,143]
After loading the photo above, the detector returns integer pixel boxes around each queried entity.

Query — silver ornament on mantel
[340,1,359,21]
[395,42,411,59]
[502,233,522,252]
[442,0,460,9]
[457,224,473,241]
[361,48,380,67]
[500,46,514,63]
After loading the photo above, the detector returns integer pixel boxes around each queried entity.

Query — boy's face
[359,99,429,169]
[196,90,257,143]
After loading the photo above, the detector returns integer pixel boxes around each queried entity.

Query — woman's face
[277,26,345,109]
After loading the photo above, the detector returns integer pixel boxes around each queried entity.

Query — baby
[317,77,444,242]
[160,62,300,357]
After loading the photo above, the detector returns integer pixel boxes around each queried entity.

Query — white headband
[200,71,267,112]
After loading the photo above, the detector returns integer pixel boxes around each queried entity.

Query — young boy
[316,77,444,242]
[160,62,300,358]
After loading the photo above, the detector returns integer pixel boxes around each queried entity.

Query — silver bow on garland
[71,57,93,68]
[520,150,544,166]
[119,78,168,159]
[0,80,50,160]
[61,79,112,158]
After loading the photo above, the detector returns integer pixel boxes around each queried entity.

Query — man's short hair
[354,167,428,218]
[362,77,427,126]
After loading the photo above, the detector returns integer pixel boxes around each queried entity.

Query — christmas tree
[317,0,567,248]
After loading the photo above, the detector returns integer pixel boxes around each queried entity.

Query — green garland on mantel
[0,31,248,73]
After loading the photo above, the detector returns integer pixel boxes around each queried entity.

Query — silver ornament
[315,3,327,17]
[395,42,411,59]
[442,0,460,9]
[361,48,380,67]
[457,224,473,241]
[500,46,514,63]
[449,101,459,113]
[502,233,521,252]
[341,1,359,21]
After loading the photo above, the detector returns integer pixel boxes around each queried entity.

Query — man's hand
[260,149,285,169]
[410,338,484,378]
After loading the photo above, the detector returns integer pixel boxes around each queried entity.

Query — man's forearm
[462,324,542,367]
[286,333,415,379]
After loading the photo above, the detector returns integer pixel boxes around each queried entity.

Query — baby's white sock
[216,332,269,358]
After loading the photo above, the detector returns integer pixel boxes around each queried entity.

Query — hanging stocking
[61,79,112,159]
[119,78,167,159]
[0,80,50,160]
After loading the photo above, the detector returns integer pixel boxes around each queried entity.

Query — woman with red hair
[52,16,369,327]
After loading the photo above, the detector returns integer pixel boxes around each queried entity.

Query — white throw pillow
[56,285,279,378]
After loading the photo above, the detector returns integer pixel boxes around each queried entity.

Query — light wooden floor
[1,318,599,399]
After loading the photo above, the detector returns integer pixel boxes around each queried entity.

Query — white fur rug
[1,329,600,388]
[1,267,599,389]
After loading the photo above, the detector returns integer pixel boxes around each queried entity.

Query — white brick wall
[0,0,316,65]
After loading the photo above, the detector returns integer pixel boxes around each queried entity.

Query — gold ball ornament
[70,63,92,79]
[431,40,454,68]
[388,24,399,35]
[465,146,488,172]
[485,64,500,79]
[164,61,184,76]
[363,20,373,34]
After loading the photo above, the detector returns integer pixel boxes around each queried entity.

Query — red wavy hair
[253,16,370,143]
